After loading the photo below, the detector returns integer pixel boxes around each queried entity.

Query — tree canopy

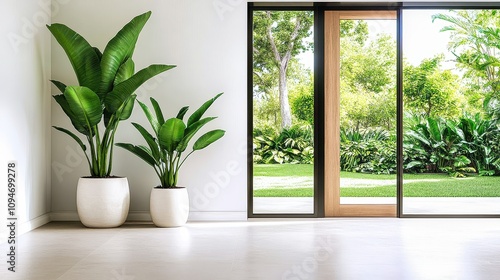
[433,10,500,116]
[403,55,460,118]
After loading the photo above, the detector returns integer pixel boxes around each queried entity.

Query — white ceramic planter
[77,177,130,228]
[150,187,189,227]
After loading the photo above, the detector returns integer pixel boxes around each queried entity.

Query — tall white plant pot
[77,177,130,228]
[150,187,189,227]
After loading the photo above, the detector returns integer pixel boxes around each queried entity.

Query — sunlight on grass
[253,164,500,197]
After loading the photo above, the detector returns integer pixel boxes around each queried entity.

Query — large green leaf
[53,126,87,152]
[104,64,175,113]
[176,117,216,153]
[427,117,442,142]
[131,122,160,161]
[114,58,135,86]
[150,97,165,125]
[99,11,151,93]
[158,118,186,153]
[103,109,112,128]
[193,130,225,150]
[116,143,156,166]
[118,94,137,120]
[187,93,223,127]
[51,80,67,94]
[64,86,102,128]
[137,99,160,135]
[405,130,430,146]
[53,94,90,135]
[176,106,189,121]
[47,24,101,92]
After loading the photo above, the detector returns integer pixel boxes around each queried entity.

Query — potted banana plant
[48,11,175,228]
[116,93,225,227]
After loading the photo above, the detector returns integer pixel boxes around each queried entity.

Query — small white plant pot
[76,177,130,228]
[150,187,189,227]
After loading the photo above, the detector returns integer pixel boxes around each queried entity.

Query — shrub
[403,114,477,177]
[340,128,396,174]
[253,124,314,164]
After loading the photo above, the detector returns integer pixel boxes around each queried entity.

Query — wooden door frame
[324,10,397,217]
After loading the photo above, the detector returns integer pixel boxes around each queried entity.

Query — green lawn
[254,164,313,177]
[253,164,500,197]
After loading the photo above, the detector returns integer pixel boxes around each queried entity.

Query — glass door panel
[402,9,500,215]
[252,10,315,214]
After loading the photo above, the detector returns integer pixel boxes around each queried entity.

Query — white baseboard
[127,211,151,221]
[19,213,51,235]
[51,211,247,222]
[0,214,51,244]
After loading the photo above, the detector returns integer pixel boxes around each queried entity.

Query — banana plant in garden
[116,94,225,187]
[458,114,500,176]
[47,11,175,177]
[404,116,475,177]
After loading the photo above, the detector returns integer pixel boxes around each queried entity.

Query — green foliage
[403,114,483,177]
[340,127,389,142]
[291,92,314,125]
[340,20,369,45]
[253,11,313,70]
[433,10,500,117]
[253,125,314,164]
[340,28,397,131]
[340,128,396,174]
[48,11,174,177]
[403,55,460,118]
[253,93,281,131]
[457,113,500,175]
[117,94,225,187]
[343,34,396,94]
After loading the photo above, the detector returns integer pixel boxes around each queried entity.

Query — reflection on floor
[254,197,314,214]
[1,219,500,280]
[253,197,500,215]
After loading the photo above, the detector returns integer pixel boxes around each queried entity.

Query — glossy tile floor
[1,219,500,280]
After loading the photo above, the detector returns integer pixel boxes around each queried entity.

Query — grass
[253,164,500,197]
[253,164,313,177]
[255,188,314,197]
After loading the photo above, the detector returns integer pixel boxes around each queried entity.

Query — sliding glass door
[402,9,500,215]
[249,3,500,218]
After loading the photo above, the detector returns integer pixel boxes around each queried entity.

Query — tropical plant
[433,11,500,116]
[340,127,396,174]
[340,127,389,142]
[404,115,476,177]
[116,94,225,187]
[457,113,500,175]
[48,11,174,177]
[253,124,314,164]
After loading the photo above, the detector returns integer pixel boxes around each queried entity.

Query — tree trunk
[279,65,292,129]
[265,11,302,130]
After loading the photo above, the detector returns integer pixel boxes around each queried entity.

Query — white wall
[50,0,248,221]
[0,0,52,241]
